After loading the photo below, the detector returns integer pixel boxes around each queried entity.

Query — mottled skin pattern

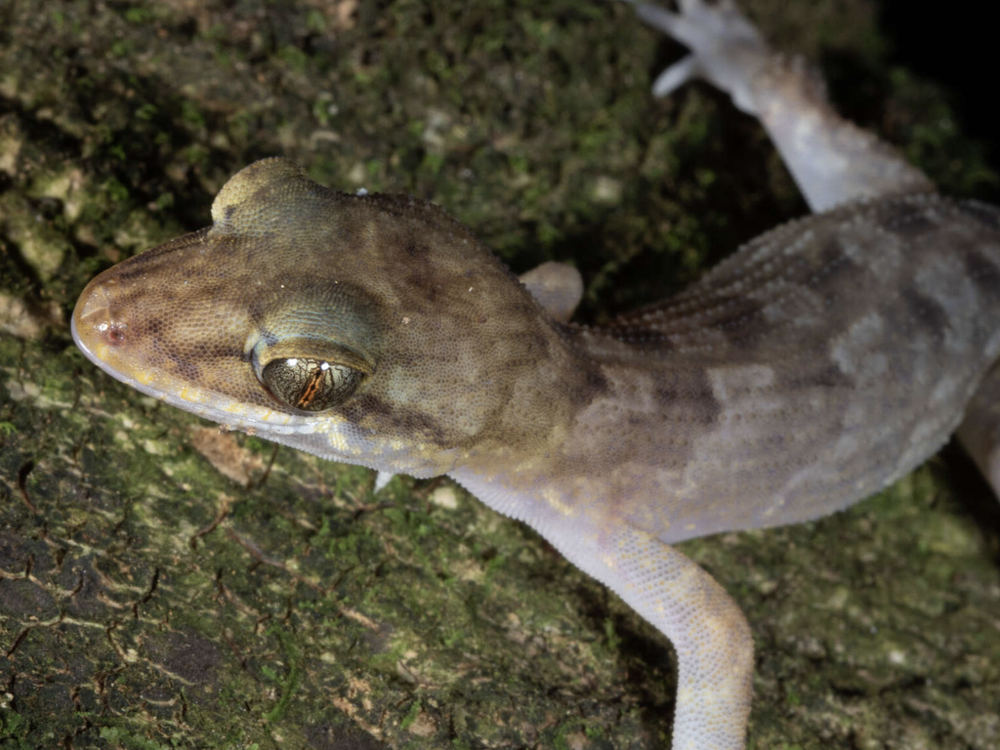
[73,157,585,480]
[72,2,1000,748]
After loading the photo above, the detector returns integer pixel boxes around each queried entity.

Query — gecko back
[562,194,1000,543]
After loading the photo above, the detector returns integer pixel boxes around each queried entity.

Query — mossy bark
[1,1,998,748]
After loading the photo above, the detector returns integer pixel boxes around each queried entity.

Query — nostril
[107,323,126,344]
[95,320,128,345]
[72,279,126,356]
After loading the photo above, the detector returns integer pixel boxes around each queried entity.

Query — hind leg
[623,0,935,211]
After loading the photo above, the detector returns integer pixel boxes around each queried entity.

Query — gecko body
[72,2,1000,747]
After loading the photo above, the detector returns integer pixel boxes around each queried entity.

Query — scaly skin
[72,3,1000,748]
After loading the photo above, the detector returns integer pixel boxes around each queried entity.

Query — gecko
[70,1,1000,748]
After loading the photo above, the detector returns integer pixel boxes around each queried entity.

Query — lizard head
[72,158,569,476]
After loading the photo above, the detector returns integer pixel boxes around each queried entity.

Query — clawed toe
[621,0,770,113]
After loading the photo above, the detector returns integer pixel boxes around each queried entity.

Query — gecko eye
[261,357,364,412]
[251,334,374,413]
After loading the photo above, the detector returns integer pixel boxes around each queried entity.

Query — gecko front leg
[450,468,754,750]
[552,519,754,750]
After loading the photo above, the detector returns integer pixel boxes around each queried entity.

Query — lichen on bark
[1,1,998,748]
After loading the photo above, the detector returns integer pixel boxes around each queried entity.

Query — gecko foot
[621,0,772,114]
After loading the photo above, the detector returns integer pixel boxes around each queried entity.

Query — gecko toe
[626,0,770,113]
[651,53,700,98]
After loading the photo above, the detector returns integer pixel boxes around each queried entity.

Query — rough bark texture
[1,1,998,748]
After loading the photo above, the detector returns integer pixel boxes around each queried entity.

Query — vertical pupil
[260,356,362,412]
[296,366,326,409]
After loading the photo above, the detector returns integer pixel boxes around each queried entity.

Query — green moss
[1,0,998,748]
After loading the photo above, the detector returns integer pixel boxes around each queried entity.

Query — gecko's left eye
[261,357,364,411]
[251,336,374,413]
